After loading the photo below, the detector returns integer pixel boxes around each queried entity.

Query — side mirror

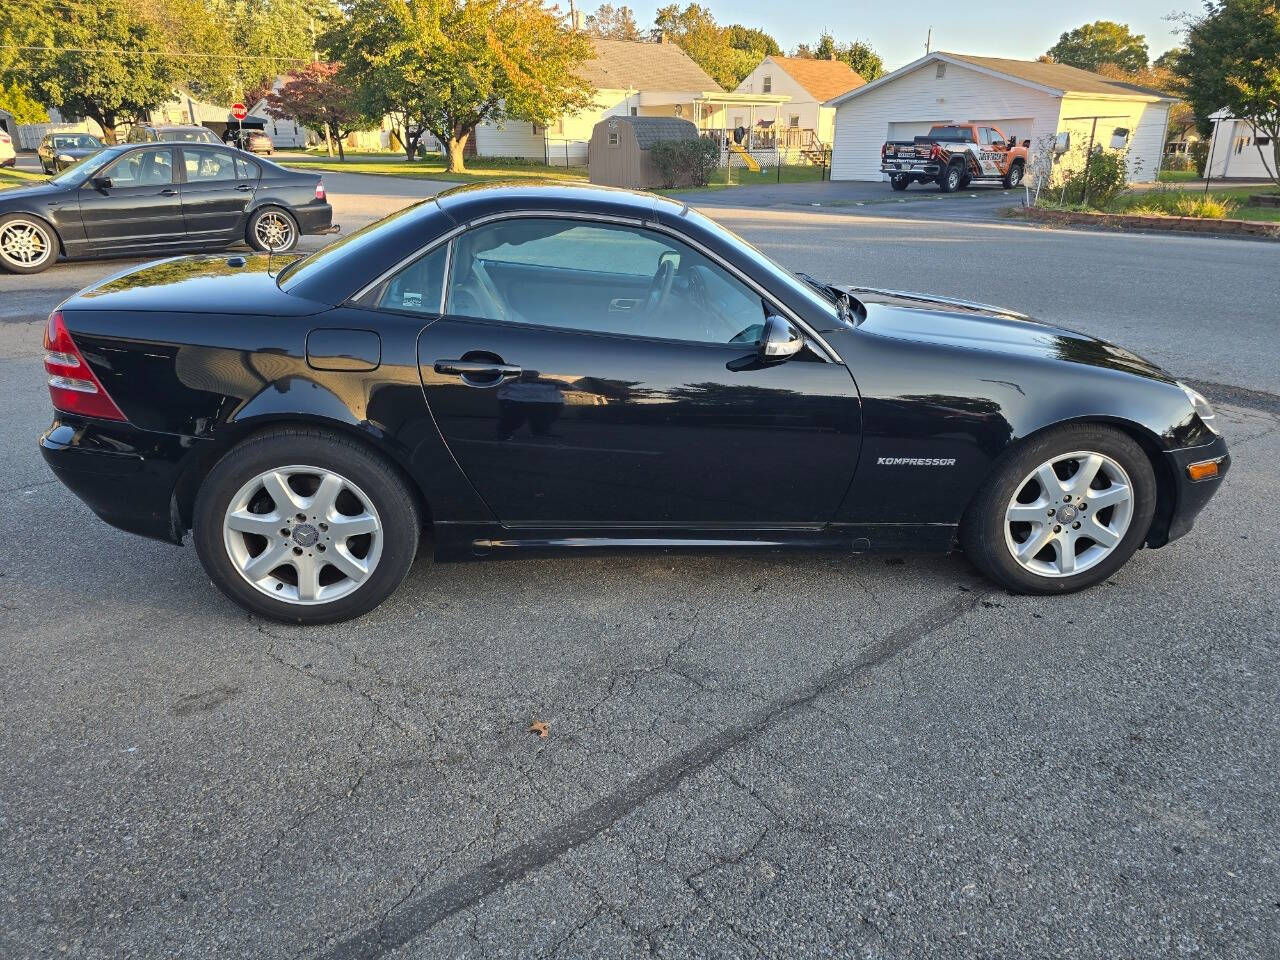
[760,314,804,361]
[90,176,112,190]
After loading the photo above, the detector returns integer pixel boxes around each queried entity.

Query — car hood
[838,285,1175,382]
[0,180,59,201]
[63,254,333,316]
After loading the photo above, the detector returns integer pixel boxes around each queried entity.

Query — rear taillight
[43,311,127,421]
[315,178,325,201]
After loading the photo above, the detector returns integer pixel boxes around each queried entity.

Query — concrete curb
[1008,205,1280,240]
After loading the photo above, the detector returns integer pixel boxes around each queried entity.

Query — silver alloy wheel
[1008,165,1023,187]
[1003,450,1134,578]
[254,210,294,250]
[222,465,383,605]
[0,218,53,269]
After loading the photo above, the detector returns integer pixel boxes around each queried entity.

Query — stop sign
[231,102,247,120]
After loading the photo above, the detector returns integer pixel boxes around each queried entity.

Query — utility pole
[925,27,932,55]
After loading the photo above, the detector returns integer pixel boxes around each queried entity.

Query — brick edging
[1007,205,1280,239]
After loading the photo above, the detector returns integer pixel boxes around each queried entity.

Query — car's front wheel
[0,214,58,274]
[193,429,421,623]
[961,425,1156,594]
[246,206,299,252]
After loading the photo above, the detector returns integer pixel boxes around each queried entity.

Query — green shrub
[1163,152,1195,172]
[1056,149,1130,209]
[1115,188,1235,219]
[1188,141,1210,177]
[649,138,720,188]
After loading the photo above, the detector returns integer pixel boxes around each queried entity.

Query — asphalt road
[1,172,1277,959]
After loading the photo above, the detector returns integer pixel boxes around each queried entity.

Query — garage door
[886,121,937,142]
[888,118,1035,144]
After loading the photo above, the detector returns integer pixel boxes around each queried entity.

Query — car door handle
[236,183,253,192]
[434,359,522,387]
[159,188,178,196]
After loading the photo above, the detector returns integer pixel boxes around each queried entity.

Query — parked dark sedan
[0,142,332,273]
[38,182,1228,623]
[126,123,222,145]
[36,132,104,173]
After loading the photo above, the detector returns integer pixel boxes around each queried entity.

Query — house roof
[613,116,699,148]
[578,37,723,93]
[827,51,1178,107]
[767,55,865,102]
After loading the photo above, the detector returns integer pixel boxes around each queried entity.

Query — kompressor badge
[877,457,957,466]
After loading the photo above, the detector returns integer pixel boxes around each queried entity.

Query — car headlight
[1178,382,1219,434]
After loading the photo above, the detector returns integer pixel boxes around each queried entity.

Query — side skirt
[431,522,957,561]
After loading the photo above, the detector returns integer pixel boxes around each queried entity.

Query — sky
[620,0,1191,70]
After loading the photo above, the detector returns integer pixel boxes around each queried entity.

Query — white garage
[827,52,1177,184]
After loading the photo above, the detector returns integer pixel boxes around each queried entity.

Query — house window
[936,62,947,79]
[608,132,619,147]
[1257,136,1272,146]
[674,104,682,117]
[532,123,545,135]
[788,115,800,129]
[762,75,772,93]
[630,106,637,116]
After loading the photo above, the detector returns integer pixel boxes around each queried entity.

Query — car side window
[443,218,768,346]
[235,155,261,179]
[375,244,448,314]
[183,147,236,183]
[978,127,992,145]
[100,148,174,186]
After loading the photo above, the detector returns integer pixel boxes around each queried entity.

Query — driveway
[1,172,1277,959]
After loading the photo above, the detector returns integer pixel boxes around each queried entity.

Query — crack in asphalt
[313,585,987,959]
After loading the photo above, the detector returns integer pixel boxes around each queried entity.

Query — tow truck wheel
[1003,161,1024,189]
[939,162,963,193]
[890,174,910,191]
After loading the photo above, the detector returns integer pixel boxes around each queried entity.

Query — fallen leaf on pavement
[529,720,550,738]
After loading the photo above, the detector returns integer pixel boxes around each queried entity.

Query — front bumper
[1153,435,1230,547]
[39,417,194,544]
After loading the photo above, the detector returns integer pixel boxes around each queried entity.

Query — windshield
[161,129,217,143]
[47,145,123,186]
[51,134,101,151]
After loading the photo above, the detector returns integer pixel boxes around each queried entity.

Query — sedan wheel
[1003,451,1133,578]
[247,208,298,252]
[223,465,384,605]
[194,429,420,623]
[961,425,1156,594]
[0,215,57,274]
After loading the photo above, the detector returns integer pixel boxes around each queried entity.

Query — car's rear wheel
[939,162,963,193]
[961,425,1156,594]
[246,206,299,252]
[194,429,420,623]
[890,174,910,191]
[0,214,58,274]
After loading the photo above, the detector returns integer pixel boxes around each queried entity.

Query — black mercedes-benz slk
[38,182,1229,623]
[0,141,332,274]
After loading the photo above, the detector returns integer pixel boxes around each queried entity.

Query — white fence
[13,120,105,150]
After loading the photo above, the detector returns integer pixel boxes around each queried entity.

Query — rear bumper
[882,162,939,177]
[1153,435,1230,547]
[39,417,193,544]
[295,202,333,235]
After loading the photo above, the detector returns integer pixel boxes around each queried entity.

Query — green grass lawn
[0,166,46,189]
[1113,185,1280,222]
[1157,169,1201,183]
[658,163,827,194]
[281,156,587,183]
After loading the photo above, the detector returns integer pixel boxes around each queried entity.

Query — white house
[474,36,785,165]
[826,52,1178,183]
[735,55,864,148]
[1204,110,1277,180]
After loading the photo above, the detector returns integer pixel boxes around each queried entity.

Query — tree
[4,1,178,143]
[584,4,643,40]
[1176,0,1280,185]
[1046,21,1149,72]
[266,62,371,160]
[793,32,884,82]
[329,0,594,172]
[0,80,48,124]
[651,5,777,88]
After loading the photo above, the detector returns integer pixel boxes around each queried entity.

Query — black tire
[959,174,972,188]
[245,206,299,252]
[890,174,910,191]
[960,424,1157,595]
[1003,161,1024,189]
[938,162,964,193]
[0,213,59,274]
[193,428,421,624]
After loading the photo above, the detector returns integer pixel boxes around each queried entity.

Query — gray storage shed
[588,116,699,189]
